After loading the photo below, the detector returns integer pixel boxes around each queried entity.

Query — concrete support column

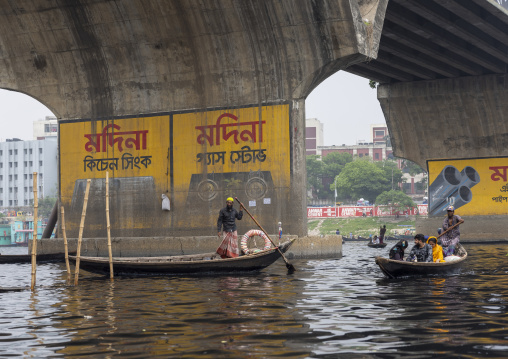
[290,99,307,236]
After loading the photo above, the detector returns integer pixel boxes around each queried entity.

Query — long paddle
[437,220,464,239]
[235,197,295,273]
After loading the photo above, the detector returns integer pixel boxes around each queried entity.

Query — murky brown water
[1,243,507,358]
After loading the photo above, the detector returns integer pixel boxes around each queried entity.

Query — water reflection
[0,244,507,357]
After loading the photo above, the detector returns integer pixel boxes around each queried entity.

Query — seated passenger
[406,234,433,262]
[371,235,379,244]
[389,240,408,261]
[427,236,444,262]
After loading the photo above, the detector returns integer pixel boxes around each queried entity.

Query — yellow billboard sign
[428,157,508,216]
[59,104,290,235]
[172,105,290,228]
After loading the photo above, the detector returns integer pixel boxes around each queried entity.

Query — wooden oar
[437,220,464,239]
[234,197,295,273]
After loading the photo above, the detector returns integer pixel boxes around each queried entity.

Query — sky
[0,89,55,141]
[305,71,386,146]
[0,71,385,144]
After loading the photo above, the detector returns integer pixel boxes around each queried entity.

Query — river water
[0,243,507,358]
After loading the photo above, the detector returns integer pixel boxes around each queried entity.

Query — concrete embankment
[30,235,342,259]
[417,216,508,243]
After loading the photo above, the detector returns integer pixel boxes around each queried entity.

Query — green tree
[306,155,325,197]
[375,189,416,212]
[402,159,425,176]
[322,152,353,179]
[375,160,404,190]
[332,159,390,203]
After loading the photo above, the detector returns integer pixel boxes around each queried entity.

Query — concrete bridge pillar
[379,74,508,241]
[0,1,388,241]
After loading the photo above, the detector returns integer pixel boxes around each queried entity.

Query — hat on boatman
[446,205,454,211]
[226,197,234,202]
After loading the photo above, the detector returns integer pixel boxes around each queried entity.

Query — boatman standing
[379,225,387,244]
[217,197,243,258]
[441,205,464,257]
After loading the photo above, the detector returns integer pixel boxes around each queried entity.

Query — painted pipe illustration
[430,185,472,216]
[429,166,461,213]
[458,166,480,189]
[429,166,480,215]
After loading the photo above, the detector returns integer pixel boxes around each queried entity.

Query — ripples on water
[0,243,507,358]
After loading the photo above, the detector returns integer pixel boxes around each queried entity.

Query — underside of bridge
[345,0,508,239]
[345,0,508,167]
[1,0,506,242]
[0,0,388,238]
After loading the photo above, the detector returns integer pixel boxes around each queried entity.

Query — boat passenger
[216,197,243,258]
[406,234,432,262]
[427,236,444,262]
[389,240,408,261]
[441,206,464,256]
[371,235,379,244]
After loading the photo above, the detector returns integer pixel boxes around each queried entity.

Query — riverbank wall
[416,216,508,242]
[30,235,343,259]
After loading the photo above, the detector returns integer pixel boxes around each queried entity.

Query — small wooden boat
[368,242,387,248]
[375,250,468,278]
[0,252,72,264]
[393,234,414,241]
[384,236,398,241]
[343,236,370,242]
[69,239,295,276]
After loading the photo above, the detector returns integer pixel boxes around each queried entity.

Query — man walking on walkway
[217,197,243,258]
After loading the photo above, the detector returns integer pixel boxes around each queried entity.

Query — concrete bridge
[1,0,507,244]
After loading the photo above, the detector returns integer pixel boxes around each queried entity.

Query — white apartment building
[0,137,58,207]
[305,118,324,155]
[33,116,58,140]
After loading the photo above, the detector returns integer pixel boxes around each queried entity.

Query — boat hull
[0,252,71,264]
[368,243,387,248]
[69,239,295,276]
[375,251,467,278]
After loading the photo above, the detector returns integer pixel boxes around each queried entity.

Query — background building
[0,137,58,207]
[320,142,393,162]
[33,116,58,140]
[305,118,324,155]
[370,124,389,144]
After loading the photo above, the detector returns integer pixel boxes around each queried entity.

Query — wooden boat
[0,252,72,264]
[343,236,370,242]
[375,250,468,278]
[368,242,387,248]
[69,239,295,276]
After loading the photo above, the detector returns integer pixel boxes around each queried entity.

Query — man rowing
[441,205,465,257]
[217,197,243,258]
[379,225,386,244]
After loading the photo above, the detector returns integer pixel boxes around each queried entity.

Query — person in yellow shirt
[427,236,444,262]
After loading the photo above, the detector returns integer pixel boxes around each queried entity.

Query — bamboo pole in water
[30,172,38,291]
[74,179,91,286]
[106,172,114,279]
[61,206,71,283]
